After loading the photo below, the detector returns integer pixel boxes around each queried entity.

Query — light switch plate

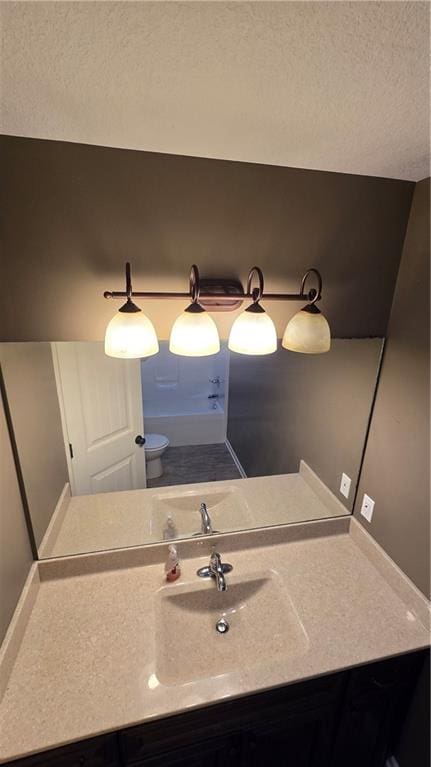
[360,494,375,522]
[340,473,352,499]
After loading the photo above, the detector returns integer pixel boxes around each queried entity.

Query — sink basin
[154,570,309,686]
[150,486,254,540]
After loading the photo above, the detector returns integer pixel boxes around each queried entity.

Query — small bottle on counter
[165,544,181,582]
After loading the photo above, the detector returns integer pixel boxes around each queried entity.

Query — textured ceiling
[1,1,430,180]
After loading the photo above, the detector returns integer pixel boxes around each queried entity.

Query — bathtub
[143,396,227,446]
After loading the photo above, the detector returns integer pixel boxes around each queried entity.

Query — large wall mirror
[0,338,384,558]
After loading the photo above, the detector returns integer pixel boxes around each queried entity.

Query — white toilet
[145,433,170,479]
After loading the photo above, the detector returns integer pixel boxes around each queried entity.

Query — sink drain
[216,617,229,634]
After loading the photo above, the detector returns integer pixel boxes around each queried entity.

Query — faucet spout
[199,502,213,535]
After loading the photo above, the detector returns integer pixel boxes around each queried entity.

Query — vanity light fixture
[282,269,331,354]
[169,265,220,357]
[104,263,159,358]
[228,267,277,355]
[103,263,330,358]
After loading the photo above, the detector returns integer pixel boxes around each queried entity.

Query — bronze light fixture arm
[103,263,323,304]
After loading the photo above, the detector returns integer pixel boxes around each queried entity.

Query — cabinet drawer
[5,734,120,767]
[348,653,420,700]
[127,734,242,767]
[120,711,227,765]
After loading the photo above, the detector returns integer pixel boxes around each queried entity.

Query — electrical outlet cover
[360,494,375,522]
[340,473,352,499]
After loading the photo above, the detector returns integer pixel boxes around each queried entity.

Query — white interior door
[52,342,147,495]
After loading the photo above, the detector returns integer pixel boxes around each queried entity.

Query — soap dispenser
[163,514,178,540]
[165,544,181,582]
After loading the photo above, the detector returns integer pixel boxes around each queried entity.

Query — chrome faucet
[197,549,233,591]
[199,502,213,535]
[210,551,227,591]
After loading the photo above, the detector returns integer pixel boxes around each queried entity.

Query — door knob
[135,435,146,446]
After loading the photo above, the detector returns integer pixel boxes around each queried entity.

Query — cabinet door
[243,706,336,767]
[332,688,398,767]
[332,653,425,767]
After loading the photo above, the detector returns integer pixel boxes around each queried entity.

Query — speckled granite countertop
[0,517,429,763]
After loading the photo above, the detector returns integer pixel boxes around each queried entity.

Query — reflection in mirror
[0,339,383,559]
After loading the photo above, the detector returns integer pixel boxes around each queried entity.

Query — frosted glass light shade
[169,303,220,356]
[282,304,331,354]
[105,303,159,358]
[228,303,277,355]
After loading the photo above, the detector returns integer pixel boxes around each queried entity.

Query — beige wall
[0,390,33,644]
[227,338,383,510]
[0,136,413,342]
[0,343,69,548]
[353,178,430,597]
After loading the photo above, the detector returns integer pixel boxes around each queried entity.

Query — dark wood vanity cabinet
[7,651,427,767]
[119,669,342,767]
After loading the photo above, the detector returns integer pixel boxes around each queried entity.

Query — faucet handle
[210,548,220,566]
[210,549,232,572]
